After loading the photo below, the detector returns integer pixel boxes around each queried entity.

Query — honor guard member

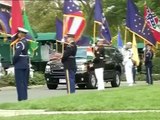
[144,44,153,85]
[12,27,29,101]
[122,42,134,86]
[93,38,105,90]
[61,34,77,94]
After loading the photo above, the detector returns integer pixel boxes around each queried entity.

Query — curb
[0,85,44,91]
[1,110,160,117]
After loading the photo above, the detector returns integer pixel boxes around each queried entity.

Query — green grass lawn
[0,84,160,111]
[0,113,160,120]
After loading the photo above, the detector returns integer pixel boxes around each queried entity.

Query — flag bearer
[144,44,153,85]
[61,34,77,94]
[12,27,29,101]
[122,42,134,86]
[93,38,105,90]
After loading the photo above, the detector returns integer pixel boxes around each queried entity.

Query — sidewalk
[1,109,160,117]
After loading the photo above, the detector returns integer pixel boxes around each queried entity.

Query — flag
[117,30,123,48]
[94,0,103,24]
[94,0,111,43]
[76,36,91,46]
[144,3,160,43]
[11,0,23,35]
[28,40,38,57]
[23,10,35,40]
[126,0,156,46]
[0,10,11,34]
[132,33,140,66]
[63,0,86,41]
[56,17,63,41]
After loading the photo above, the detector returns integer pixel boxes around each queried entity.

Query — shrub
[0,72,45,87]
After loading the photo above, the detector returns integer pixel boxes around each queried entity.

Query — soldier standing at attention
[144,44,153,85]
[61,34,77,94]
[12,27,29,101]
[93,38,105,90]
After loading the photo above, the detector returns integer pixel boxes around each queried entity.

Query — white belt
[19,55,28,57]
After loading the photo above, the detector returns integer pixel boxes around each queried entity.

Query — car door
[104,48,116,80]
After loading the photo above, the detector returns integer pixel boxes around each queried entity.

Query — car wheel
[111,71,120,87]
[47,84,58,90]
[77,84,86,89]
[86,71,97,89]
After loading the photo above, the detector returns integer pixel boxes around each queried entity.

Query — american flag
[94,0,111,43]
[63,0,86,42]
[144,4,160,43]
[126,0,156,46]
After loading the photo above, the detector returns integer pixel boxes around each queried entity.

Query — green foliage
[0,74,15,87]
[0,72,45,87]
[29,72,45,85]
[152,57,160,74]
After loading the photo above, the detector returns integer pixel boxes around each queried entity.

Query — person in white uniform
[93,38,105,90]
[122,42,134,86]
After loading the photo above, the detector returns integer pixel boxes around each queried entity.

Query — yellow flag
[132,33,140,66]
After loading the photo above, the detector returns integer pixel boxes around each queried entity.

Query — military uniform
[12,27,29,101]
[145,49,153,85]
[62,41,77,94]
[93,46,105,90]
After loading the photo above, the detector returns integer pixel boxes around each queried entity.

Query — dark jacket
[13,38,29,69]
[93,46,105,68]
[145,50,153,67]
[61,42,77,70]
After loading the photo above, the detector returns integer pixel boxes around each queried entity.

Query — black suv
[44,46,123,89]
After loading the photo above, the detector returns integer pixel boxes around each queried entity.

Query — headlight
[89,63,93,67]
[45,65,51,73]
[77,64,87,71]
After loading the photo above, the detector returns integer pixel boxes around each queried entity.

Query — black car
[44,46,123,89]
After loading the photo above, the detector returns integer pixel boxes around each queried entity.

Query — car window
[105,48,115,56]
[76,47,87,59]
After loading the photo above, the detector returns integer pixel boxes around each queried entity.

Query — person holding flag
[144,44,154,85]
[93,38,105,90]
[122,42,134,86]
[12,27,29,101]
[61,34,77,94]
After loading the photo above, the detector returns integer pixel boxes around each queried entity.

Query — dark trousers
[65,69,76,94]
[145,66,153,84]
[132,66,136,83]
[15,68,29,101]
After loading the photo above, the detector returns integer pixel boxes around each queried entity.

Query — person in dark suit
[61,34,77,94]
[144,44,154,85]
[12,27,29,101]
[93,38,105,90]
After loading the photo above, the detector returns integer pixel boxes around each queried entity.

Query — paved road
[0,84,98,103]
[0,81,153,103]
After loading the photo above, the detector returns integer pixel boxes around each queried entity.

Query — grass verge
[0,112,160,120]
[0,84,160,111]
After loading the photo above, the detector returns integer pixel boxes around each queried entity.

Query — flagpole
[124,27,127,44]
[93,22,96,44]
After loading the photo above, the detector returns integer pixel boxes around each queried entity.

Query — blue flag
[0,11,11,34]
[76,36,91,46]
[117,31,123,48]
[56,17,63,41]
[94,0,111,43]
[94,0,102,23]
[126,0,156,46]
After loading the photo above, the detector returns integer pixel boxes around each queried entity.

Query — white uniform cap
[126,42,132,45]
[18,27,29,34]
[97,37,104,41]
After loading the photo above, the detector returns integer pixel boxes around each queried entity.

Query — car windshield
[76,47,87,59]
